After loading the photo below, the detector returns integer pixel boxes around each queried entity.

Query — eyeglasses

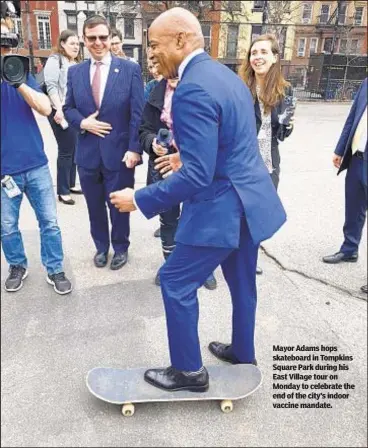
[84,35,110,43]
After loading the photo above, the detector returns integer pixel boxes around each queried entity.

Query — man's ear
[176,32,186,49]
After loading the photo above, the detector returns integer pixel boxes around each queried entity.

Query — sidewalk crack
[260,246,367,302]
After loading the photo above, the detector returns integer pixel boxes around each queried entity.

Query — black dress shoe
[110,251,128,270]
[144,366,209,392]
[69,188,83,195]
[361,285,368,294]
[256,265,263,275]
[58,195,75,205]
[208,341,257,366]
[154,228,161,238]
[322,251,358,264]
[94,251,108,268]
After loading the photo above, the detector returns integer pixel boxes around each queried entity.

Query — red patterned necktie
[91,61,102,109]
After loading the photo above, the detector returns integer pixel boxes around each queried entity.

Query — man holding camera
[1,18,72,295]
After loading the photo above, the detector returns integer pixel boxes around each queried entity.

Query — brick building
[13,1,59,65]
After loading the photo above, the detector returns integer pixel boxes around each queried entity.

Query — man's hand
[152,138,168,156]
[333,154,342,169]
[54,109,64,124]
[110,188,137,212]
[80,111,112,138]
[123,151,141,169]
[155,152,183,178]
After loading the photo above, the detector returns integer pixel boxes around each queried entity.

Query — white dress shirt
[90,52,112,107]
[351,106,367,155]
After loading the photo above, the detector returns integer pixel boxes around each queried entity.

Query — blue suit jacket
[335,78,367,177]
[135,53,286,247]
[63,56,144,171]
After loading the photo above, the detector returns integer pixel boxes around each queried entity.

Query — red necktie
[91,61,102,109]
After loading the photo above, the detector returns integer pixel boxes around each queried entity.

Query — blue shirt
[1,74,48,176]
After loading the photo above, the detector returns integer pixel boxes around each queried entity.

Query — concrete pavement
[1,103,367,447]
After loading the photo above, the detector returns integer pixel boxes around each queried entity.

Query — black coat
[254,87,294,189]
[139,78,171,185]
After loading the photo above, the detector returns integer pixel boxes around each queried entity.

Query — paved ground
[1,103,367,447]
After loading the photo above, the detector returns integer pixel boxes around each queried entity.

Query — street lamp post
[24,0,34,74]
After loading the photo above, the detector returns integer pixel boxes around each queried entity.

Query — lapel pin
[114,68,119,73]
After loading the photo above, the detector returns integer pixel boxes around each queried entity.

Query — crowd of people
[1,7,366,393]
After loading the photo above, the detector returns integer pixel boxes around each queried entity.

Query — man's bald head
[148,7,205,79]
[151,7,204,49]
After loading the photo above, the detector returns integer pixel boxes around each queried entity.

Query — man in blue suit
[322,78,367,294]
[64,16,144,270]
[110,8,286,391]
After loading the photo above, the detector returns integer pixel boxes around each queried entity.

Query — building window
[339,39,347,54]
[37,15,51,49]
[228,1,241,11]
[309,37,318,55]
[302,3,312,24]
[338,3,347,25]
[226,25,238,58]
[319,4,330,23]
[109,13,118,29]
[297,38,306,57]
[251,24,262,42]
[354,7,364,25]
[323,37,333,52]
[124,18,135,39]
[201,24,211,53]
[14,17,24,47]
[66,13,77,32]
[253,1,265,10]
[350,39,359,54]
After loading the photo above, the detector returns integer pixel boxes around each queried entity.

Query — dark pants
[78,163,135,254]
[148,159,180,259]
[340,154,367,255]
[271,166,280,191]
[160,217,259,371]
[48,109,77,195]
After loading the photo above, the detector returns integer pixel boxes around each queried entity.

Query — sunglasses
[84,35,110,43]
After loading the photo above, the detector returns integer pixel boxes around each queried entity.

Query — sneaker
[46,272,72,295]
[5,266,28,292]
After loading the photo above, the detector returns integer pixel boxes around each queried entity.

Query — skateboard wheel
[220,400,233,413]
[122,403,135,417]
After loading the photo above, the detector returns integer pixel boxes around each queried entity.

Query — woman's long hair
[239,34,289,114]
[52,29,81,62]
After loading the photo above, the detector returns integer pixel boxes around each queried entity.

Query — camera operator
[1,18,72,295]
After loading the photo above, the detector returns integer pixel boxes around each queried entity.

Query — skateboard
[86,364,262,417]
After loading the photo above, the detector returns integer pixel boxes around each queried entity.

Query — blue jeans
[1,164,64,274]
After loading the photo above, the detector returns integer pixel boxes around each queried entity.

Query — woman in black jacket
[239,34,295,274]
[239,33,295,190]
[139,78,217,290]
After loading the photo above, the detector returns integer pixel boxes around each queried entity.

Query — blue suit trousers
[159,217,259,371]
[78,164,134,254]
[340,154,367,255]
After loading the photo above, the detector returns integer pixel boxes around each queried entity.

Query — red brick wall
[17,1,59,59]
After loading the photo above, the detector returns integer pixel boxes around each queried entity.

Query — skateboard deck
[86,364,262,416]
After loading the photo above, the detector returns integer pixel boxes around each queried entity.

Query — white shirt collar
[178,48,205,80]
[90,52,112,66]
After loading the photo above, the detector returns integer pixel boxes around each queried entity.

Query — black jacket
[254,87,294,175]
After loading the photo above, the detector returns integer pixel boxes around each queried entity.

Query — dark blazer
[63,56,144,171]
[334,78,367,175]
[135,52,286,247]
[139,78,168,162]
[254,87,294,175]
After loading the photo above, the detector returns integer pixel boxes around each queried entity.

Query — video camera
[1,0,29,86]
